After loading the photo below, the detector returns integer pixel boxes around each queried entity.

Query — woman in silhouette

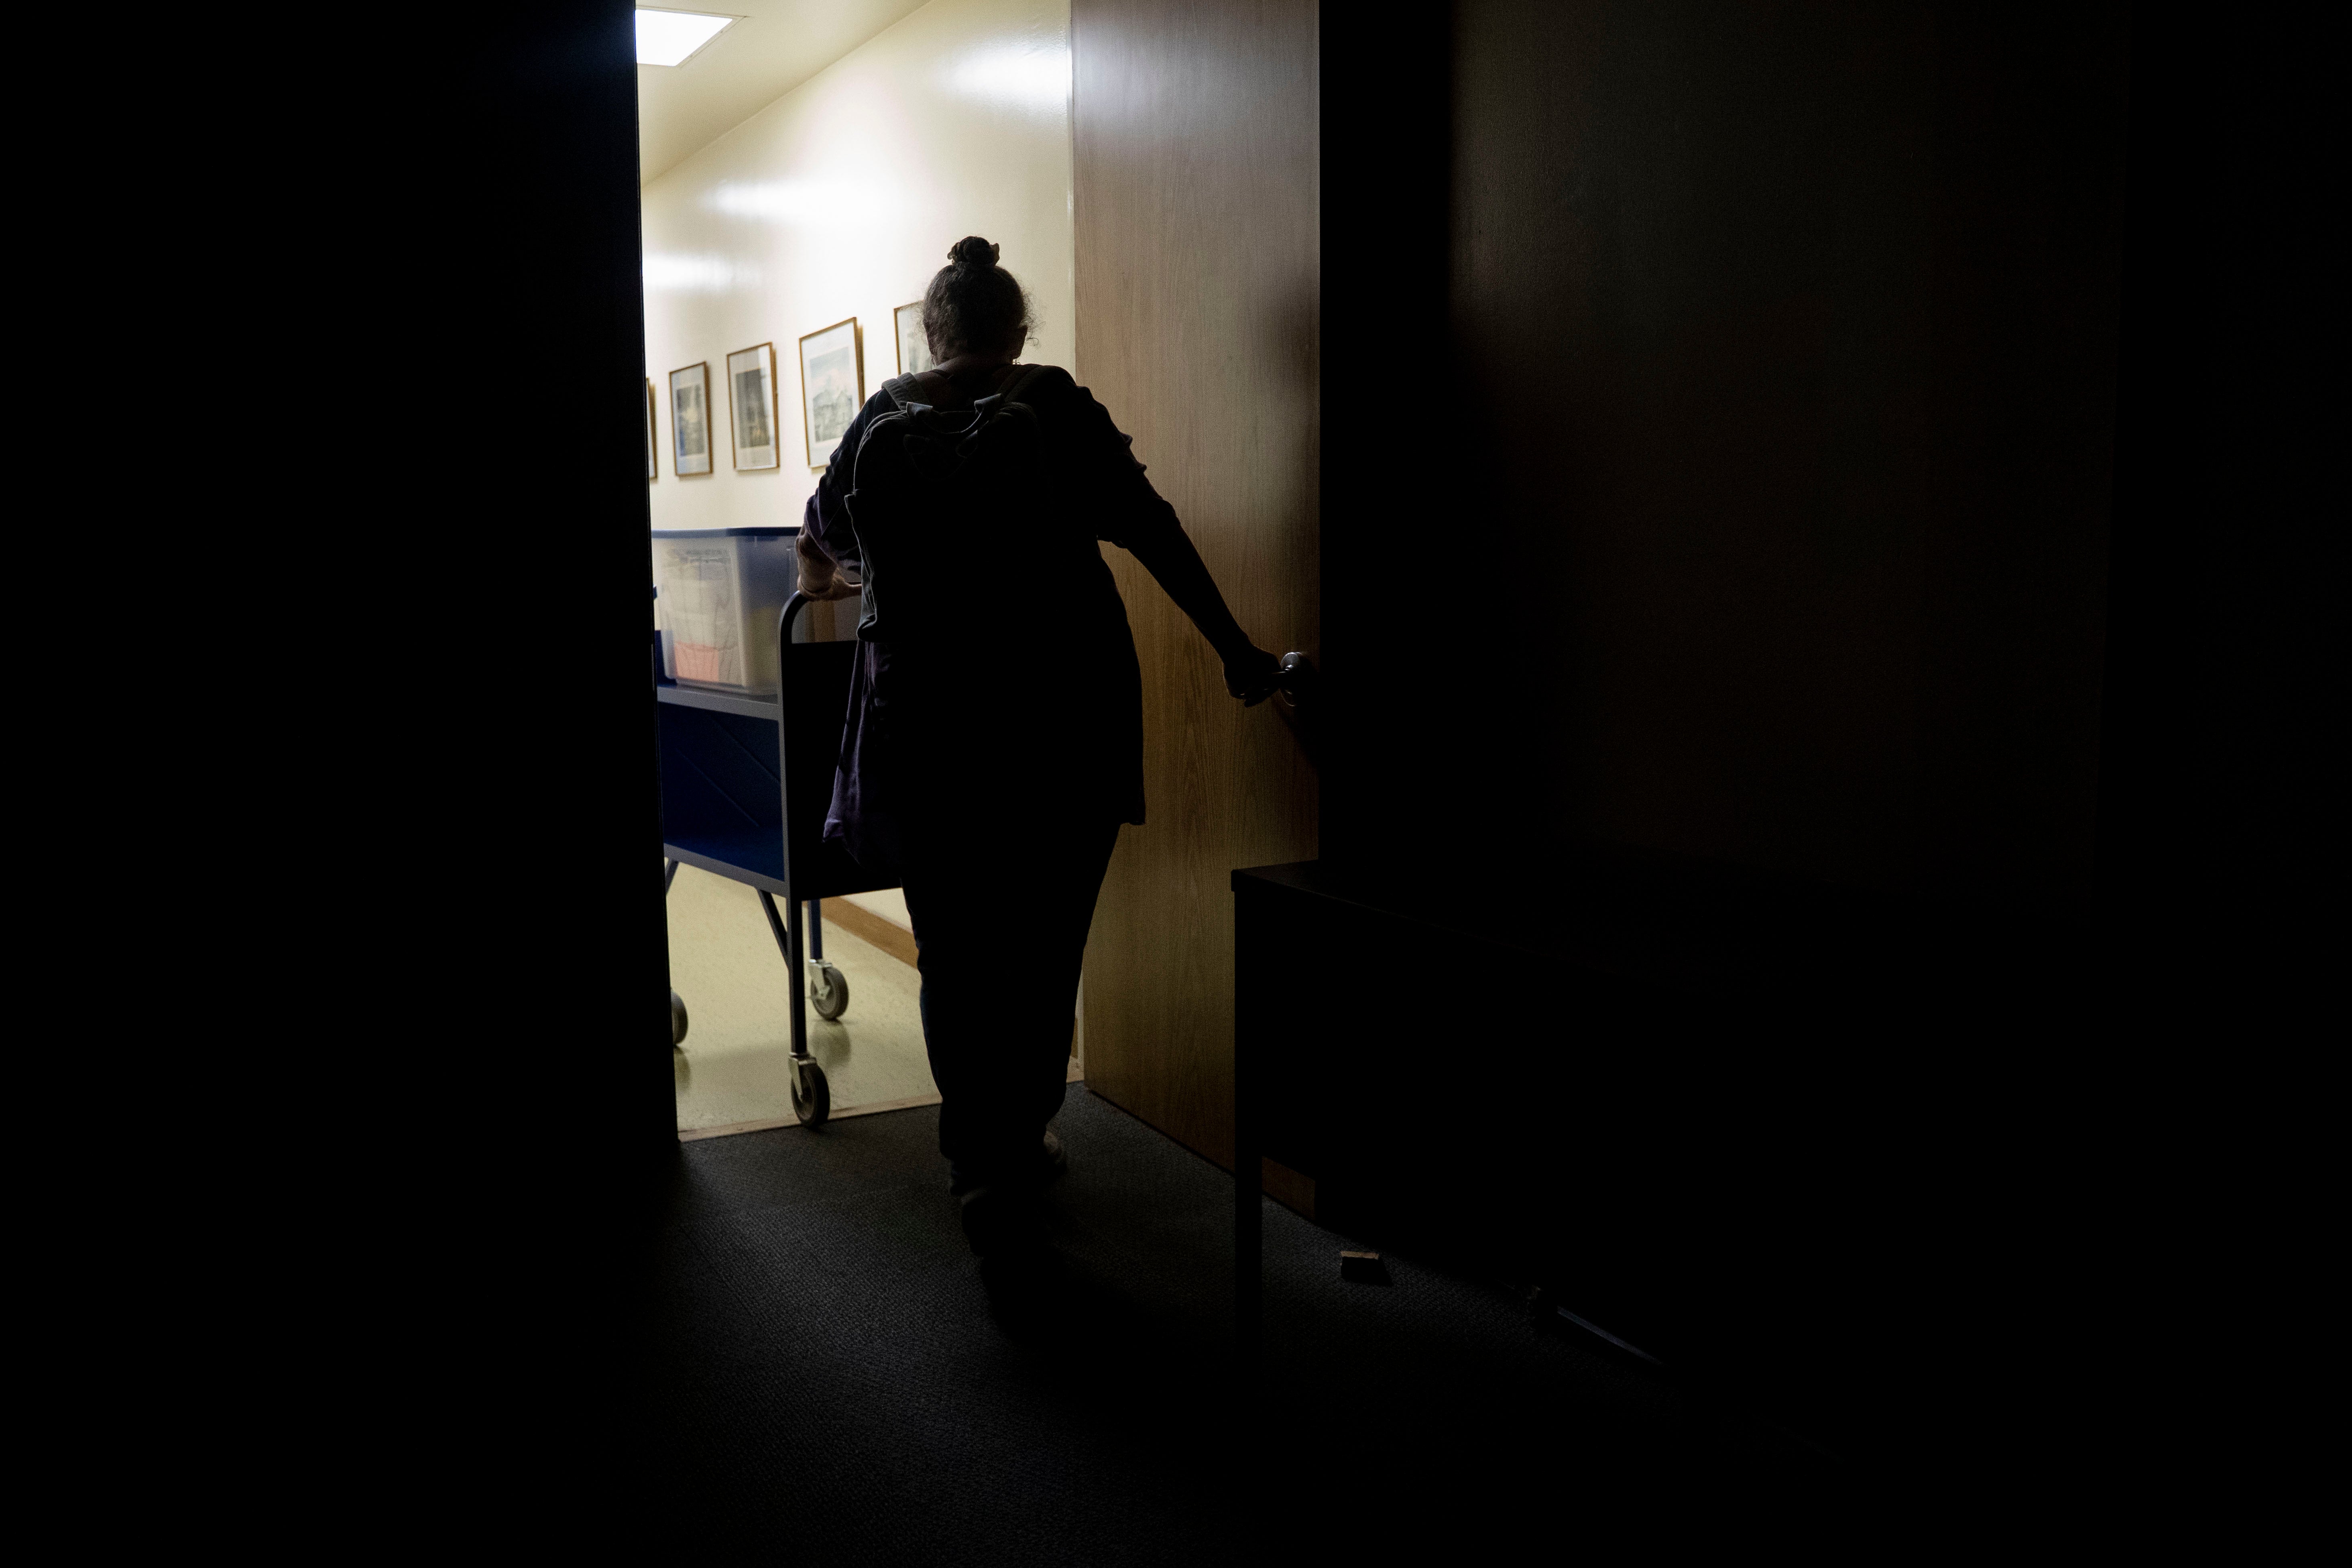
[798,236,1280,1264]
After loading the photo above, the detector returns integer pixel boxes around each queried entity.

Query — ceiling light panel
[637,9,737,68]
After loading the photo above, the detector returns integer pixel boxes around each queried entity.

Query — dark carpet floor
[642,1085,1852,1560]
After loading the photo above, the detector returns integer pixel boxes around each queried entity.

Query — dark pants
[901,819,1121,1186]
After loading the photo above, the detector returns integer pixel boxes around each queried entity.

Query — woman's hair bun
[948,236,1001,269]
[923,236,1031,357]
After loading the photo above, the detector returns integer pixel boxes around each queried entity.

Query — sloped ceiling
[638,0,933,184]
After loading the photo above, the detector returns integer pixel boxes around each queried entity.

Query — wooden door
[1071,0,1320,1169]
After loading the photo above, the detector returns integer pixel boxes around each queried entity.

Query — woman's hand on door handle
[1223,645,1284,706]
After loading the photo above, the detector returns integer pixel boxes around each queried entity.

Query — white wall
[642,0,1074,531]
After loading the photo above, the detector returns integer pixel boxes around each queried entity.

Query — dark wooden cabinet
[1235,854,2096,1456]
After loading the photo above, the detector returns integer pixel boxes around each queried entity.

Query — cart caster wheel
[671,990,688,1047]
[791,1059,830,1127]
[809,960,850,1021]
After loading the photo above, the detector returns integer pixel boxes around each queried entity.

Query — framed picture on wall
[645,378,658,480]
[893,301,934,377]
[669,362,712,477]
[798,318,864,471]
[725,343,780,470]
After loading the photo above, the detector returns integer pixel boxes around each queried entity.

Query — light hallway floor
[667,863,938,1133]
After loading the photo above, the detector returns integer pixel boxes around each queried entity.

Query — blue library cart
[658,588,892,1127]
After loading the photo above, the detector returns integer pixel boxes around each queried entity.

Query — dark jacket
[802,364,1200,871]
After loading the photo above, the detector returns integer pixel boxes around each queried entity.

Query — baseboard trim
[1261,1157,1316,1220]
[820,899,919,969]
[679,1060,1084,1141]
[678,1090,942,1141]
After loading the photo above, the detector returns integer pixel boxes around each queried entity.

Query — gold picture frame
[669,361,713,477]
[725,342,780,471]
[645,378,658,481]
[797,317,864,471]
[893,301,934,377]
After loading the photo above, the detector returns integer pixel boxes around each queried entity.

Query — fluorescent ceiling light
[637,8,736,67]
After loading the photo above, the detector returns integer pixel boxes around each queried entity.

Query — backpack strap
[882,373,932,412]
[999,364,1051,406]
[885,364,1051,415]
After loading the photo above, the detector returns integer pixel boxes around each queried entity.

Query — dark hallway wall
[1329,3,2130,909]
[2100,8,2334,924]
[1305,2,2328,1477]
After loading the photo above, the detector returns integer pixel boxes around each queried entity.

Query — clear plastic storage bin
[652,528,799,693]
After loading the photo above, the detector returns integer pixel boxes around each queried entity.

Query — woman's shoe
[959,1183,1047,1257]
[951,1131,1069,1197]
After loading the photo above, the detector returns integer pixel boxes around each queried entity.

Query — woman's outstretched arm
[1064,381,1283,703]
[1123,524,1282,704]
